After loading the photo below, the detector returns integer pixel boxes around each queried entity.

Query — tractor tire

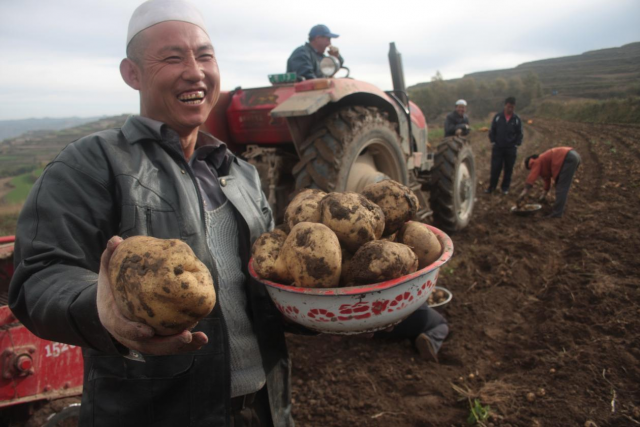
[43,405,80,427]
[429,136,476,232]
[25,398,80,427]
[293,106,408,193]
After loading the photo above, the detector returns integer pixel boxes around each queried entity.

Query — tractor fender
[271,79,414,158]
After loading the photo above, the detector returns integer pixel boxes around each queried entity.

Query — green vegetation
[4,168,43,204]
[429,122,489,142]
[0,114,128,179]
[409,42,640,122]
[429,128,445,140]
[532,97,640,125]
[0,204,21,236]
[467,399,491,425]
[410,71,543,121]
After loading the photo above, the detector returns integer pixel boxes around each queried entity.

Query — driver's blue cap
[309,24,339,39]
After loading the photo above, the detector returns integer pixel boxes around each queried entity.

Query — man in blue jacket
[286,24,344,80]
[485,97,523,195]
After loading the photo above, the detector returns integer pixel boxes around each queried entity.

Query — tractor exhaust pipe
[388,42,408,106]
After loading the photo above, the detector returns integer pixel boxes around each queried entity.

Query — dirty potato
[252,229,288,280]
[340,247,354,287]
[275,222,341,288]
[349,240,418,284]
[396,221,442,269]
[320,192,385,252]
[283,189,327,231]
[109,236,216,336]
[361,180,419,236]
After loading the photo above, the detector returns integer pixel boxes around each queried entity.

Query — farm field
[287,118,640,426]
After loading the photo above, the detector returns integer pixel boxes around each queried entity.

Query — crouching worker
[518,147,582,218]
[376,305,449,362]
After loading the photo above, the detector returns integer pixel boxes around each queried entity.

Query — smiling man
[9,1,292,426]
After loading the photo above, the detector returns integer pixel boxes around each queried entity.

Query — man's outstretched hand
[97,236,208,356]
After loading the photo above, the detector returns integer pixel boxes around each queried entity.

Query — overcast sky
[0,0,638,120]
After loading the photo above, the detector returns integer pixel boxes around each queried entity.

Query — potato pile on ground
[252,180,444,288]
[428,288,448,306]
[108,236,216,335]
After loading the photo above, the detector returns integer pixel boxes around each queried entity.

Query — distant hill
[0,117,108,142]
[0,114,129,179]
[410,42,640,100]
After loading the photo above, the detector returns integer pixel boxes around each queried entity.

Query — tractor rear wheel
[25,398,80,427]
[429,136,476,232]
[293,106,408,193]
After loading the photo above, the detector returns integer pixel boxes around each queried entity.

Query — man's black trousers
[489,145,518,192]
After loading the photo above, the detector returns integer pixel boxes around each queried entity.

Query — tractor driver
[287,24,344,80]
[9,1,294,426]
[444,99,471,137]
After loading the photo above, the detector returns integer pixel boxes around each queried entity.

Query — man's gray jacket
[286,42,344,80]
[9,117,293,427]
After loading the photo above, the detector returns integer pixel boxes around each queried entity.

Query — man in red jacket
[517,147,581,218]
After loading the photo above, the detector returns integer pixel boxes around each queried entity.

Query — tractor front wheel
[429,136,476,232]
[293,106,408,193]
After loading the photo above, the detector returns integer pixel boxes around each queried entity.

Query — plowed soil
[287,118,640,426]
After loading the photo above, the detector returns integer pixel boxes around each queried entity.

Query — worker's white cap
[455,99,467,106]
[127,0,208,47]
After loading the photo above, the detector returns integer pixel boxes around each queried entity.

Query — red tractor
[0,236,83,427]
[204,42,476,231]
[0,42,475,426]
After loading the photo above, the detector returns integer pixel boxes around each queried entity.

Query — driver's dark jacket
[286,42,344,80]
[444,111,470,137]
[9,116,293,427]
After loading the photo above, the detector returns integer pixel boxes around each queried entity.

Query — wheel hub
[456,161,474,222]
[345,139,403,192]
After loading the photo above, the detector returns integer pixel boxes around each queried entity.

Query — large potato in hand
[320,192,385,252]
[350,241,418,284]
[361,180,419,236]
[397,221,442,269]
[252,229,288,280]
[109,236,216,336]
[284,189,327,231]
[275,222,341,288]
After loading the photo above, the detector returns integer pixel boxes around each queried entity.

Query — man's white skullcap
[455,99,467,106]
[127,0,208,46]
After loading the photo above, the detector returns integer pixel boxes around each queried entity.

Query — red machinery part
[15,354,33,373]
[0,306,84,408]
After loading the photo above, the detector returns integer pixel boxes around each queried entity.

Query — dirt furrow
[288,118,640,427]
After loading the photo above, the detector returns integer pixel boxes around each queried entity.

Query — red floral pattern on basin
[307,308,336,322]
[303,280,436,323]
[275,303,302,320]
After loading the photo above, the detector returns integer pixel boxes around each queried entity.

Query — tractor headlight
[320,56,340,78]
